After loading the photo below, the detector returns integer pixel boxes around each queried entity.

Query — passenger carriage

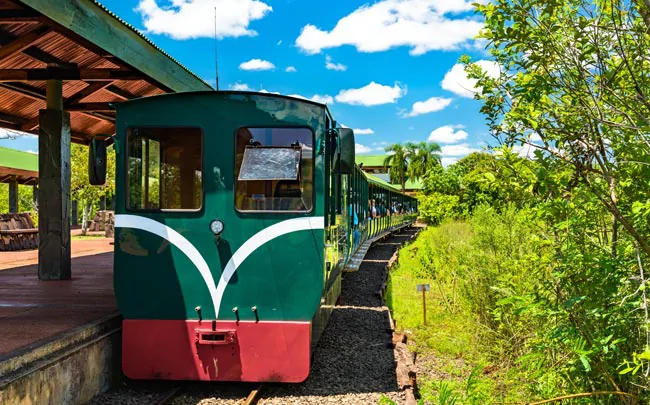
[87,91,418,383]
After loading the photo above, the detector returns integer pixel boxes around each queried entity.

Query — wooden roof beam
[0,26,51,61]
[0,111,25,126]
[66,103,114,112]
[0,8,43,23]
[20,81,112,131]
[104,84,137,100]
[65,81,112,105]
[0,82,115,124]
[0,27,75,68]
[0,81,45,100]
[0,68,144,81]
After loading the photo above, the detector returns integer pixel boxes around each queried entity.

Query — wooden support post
[38,79,71,280]
[422,289,427,325]
[8,179,17,213]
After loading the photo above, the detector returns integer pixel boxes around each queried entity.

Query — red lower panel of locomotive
[122,320,311,383]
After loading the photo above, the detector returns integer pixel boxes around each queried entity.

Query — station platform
[0,251,116,356]
[0,241,120,405]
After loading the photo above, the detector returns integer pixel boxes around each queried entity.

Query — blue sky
[0,0,498,166]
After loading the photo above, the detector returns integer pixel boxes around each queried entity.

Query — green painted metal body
[111,92,418,341]
[113,92,327,323]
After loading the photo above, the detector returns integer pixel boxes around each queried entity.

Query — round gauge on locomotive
[210,219,224,235]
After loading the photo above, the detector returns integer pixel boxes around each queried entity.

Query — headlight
[210,219,224,235]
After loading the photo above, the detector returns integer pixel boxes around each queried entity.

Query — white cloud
[441,157,458,166]
[325,55,347,71]
[428,125,468,144]
[26,149,38,154]
[239,58,275,71]
[259,89,281,95]
[356,143,374,154]
[441,143,480,156]
[511,144,539,158]
[353,128,375,135]
[136,0,272,40]
[336,82,406,106]
[441,60,500,98]
[285,66,297,72]
[288,93,335,105]
[310,94,334,104]
[295,0,483,55]
[401,96,452,117]
[229,82,252,91]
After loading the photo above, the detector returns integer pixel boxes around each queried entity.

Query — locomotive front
[108,92,332,382]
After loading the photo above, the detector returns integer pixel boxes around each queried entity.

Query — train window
[126,127,202,211]
[235,127,313,213]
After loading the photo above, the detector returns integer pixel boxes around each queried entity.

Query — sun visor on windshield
[238,146,302,181]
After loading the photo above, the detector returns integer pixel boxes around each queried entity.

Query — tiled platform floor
[0,252,116,357]
[0,238,113,270]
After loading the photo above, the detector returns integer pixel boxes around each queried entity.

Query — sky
[0,0,499,167]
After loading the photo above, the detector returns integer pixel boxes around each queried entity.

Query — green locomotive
[88,91,418,382]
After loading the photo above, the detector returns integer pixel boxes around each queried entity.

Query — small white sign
[416,284,430,292]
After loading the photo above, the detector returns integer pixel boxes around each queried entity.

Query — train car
[86,91,418,383]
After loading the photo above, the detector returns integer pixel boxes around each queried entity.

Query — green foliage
[419,192,460,225]
[450,0,650,399]
[421,150,538,221]
[70,143,115,232]
[383,141,441,192]
[0,183,38,224]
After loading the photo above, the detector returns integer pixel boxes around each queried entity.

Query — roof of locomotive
[113,90,336,123]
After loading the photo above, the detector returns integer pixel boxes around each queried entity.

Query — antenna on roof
[214,7,219,91]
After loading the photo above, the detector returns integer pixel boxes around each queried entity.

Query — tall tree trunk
[81,202,90,235]
[610,178,618,259]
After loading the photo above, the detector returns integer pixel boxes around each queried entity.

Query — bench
[0,213,38,251]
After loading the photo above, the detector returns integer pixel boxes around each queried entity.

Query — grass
[386,222,532,404]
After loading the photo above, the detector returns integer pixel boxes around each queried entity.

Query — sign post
[416,284,430,325]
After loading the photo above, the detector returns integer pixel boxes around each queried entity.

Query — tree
[470,0,650,258]
[406,141,442,182]
[384,143,409,192]
[470,0,650,396]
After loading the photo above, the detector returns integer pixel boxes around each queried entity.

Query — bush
[419,192,460,225]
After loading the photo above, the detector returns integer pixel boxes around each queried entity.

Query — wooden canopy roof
[0,0,213,145]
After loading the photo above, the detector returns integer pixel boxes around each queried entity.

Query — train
[87,91,419,383]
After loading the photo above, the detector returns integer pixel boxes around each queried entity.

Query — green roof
[404,178,423,190]
[364,172,400,191]
[0,147,38,172]
[356,155,390,167]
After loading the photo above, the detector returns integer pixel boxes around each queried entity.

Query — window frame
[124,125,205,214]
[233,125,316,215]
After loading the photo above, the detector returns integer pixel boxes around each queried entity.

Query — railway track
[148,384,263,405]
[152,386,182,405]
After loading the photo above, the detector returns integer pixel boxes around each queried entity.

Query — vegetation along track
[86,227,420,405]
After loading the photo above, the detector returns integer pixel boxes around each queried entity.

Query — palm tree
[406,141,442,181]
[384,143,409,192]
